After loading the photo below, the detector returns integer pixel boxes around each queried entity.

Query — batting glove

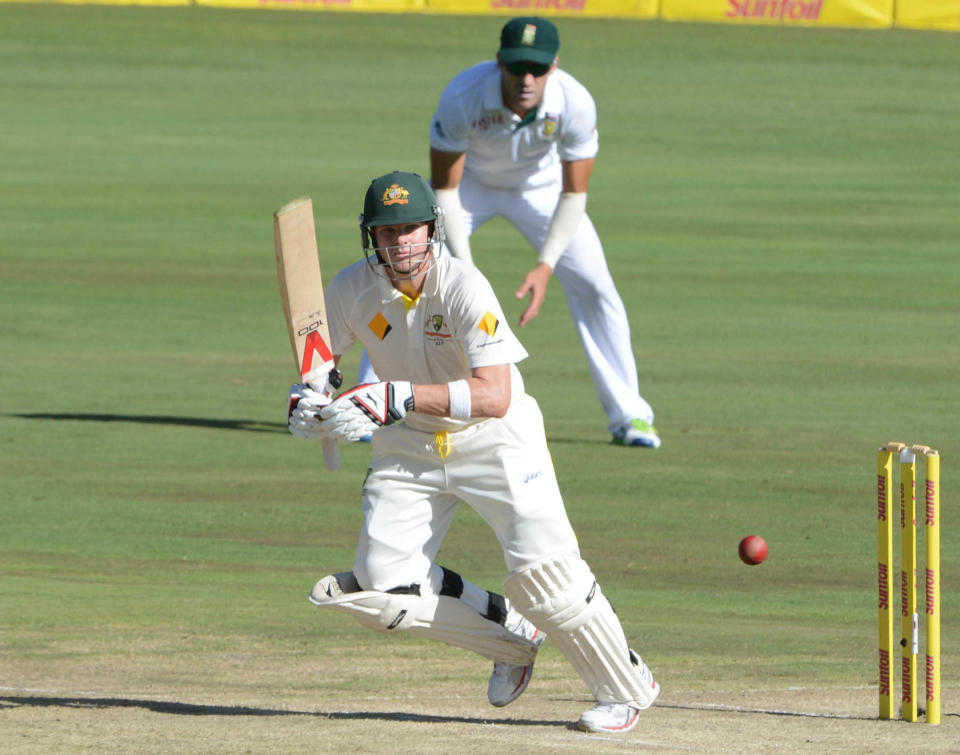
[318,381,414,443]
[287,370,342,440]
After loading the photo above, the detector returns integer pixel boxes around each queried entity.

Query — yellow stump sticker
[925,452,941,725]
[900,447,918,722]
[876,445,897,720]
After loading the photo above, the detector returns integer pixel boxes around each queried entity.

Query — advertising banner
[425,0,660,19]
[13,0,190,5]
[197,0,424,11]
[660,0,894,27]
[895,0,960,29]
[4,0,956,31]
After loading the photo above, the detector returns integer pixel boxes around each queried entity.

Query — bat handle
[305,369,342,472]
[322,438,341,471]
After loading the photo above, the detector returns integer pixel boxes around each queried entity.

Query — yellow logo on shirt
[368,312,392,340]
[478,311,499,336]
[543,115,558,137]
[382,184,410,206]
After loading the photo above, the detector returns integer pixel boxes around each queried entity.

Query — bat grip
[322,438,341,471]
[308,369,341,472]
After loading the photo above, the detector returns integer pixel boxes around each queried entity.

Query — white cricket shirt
[325,254,528,433]
[430,61,599,191]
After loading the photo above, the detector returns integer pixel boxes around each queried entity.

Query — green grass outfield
[1,3,958,748]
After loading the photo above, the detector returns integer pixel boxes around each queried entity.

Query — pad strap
[310,570,537,664]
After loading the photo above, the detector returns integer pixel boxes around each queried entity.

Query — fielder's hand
[287,369,342,440]
[318,381,415,443]
[515,262,552,327]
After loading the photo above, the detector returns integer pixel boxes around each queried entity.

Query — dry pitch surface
[2,635,956,753]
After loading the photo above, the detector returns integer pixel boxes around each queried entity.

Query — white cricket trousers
[459,175,655,432]
[353,392,581,593]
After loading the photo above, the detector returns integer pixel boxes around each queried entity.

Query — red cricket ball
[738,535,768,565]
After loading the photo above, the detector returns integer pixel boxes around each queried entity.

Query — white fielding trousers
[456,175,654,432]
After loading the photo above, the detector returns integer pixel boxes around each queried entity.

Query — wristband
[447,379,472,420]
[538,192,587,269]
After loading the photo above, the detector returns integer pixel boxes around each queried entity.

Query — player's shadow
[11,413,631,445]
[0,695,568,728]
[9,412,285,434]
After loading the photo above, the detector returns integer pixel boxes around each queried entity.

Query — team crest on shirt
[424,313,452,344]
[381,184,410,206]
[543,114,559,137]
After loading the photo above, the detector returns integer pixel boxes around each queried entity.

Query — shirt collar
[539,72,562,116]
[374,254,443,304]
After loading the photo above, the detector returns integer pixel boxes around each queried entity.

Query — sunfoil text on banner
[426,0,659,18]
[661,0,894,27]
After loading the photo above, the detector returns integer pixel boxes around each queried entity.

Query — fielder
[288,171,659,733]
[428,16,661,449]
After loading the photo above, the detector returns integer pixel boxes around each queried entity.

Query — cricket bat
[273,196,340,472]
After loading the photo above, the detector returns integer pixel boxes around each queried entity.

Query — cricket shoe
[578,703,642,734]
[577,650,659,734]
[487,617,546,707]
[612,419,661,449]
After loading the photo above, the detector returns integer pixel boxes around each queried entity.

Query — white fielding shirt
[430,61,599,191]
[325,254,528,434]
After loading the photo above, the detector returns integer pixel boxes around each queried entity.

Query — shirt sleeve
[557,80,599,163]
[430,84,470,153]
[450,267,528,369]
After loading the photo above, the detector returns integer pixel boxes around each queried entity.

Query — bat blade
[273,196,340,471]
[274,197,336,383]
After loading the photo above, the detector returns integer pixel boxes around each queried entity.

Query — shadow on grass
[9,412,285,433]
[8,413,627,445]
[6,695,953,725]
[655,702,957,722]
[10,413,655,448]
[0,695,568,727]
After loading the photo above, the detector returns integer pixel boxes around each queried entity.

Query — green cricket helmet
[362,171,438,227]
[359,171,446,279]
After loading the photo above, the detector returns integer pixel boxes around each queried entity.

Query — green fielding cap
[498,17,560,66]
[362,171,436,228]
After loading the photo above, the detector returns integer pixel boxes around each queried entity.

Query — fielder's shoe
[487,618,546,707]
[612,419,661,449]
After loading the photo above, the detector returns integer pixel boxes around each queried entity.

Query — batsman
[287,171,659,734]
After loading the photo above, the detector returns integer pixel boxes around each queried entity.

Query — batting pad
[309,572,539,665]
[503,554,658,708]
